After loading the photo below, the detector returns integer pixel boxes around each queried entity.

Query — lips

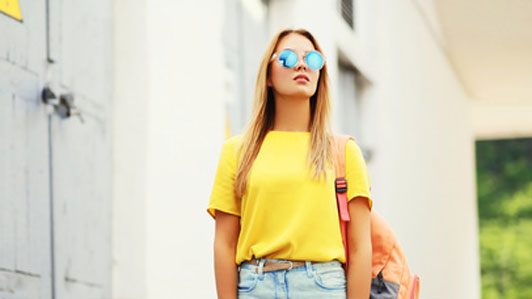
[293,74,310,82]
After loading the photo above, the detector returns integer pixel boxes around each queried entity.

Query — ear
[267,78,272,87]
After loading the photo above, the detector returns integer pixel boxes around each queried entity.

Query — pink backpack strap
[332,134,355,272]
[332,134,354,220]
[332,134,354,177]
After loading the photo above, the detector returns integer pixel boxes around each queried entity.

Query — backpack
[333,134,420,299]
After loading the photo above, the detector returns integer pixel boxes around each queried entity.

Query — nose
[294,55,307,71]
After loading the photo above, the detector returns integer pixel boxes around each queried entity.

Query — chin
[288,93,313,99]
[287,89,316,99]
[275,85,317,99]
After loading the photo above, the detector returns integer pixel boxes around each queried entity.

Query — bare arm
[214,210,241,299]
[346,196,372,299]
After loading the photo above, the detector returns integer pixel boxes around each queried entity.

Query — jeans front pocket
[313,266,347,291]
[237,268,259,294]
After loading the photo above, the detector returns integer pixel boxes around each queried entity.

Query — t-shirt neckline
[268,130,310,133]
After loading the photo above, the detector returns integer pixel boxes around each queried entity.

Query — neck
[271,93,311,132]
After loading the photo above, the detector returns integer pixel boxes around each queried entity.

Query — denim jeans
[237,258,347,299]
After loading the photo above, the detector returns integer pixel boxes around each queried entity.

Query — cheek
[311,72,320,87]
[271,66,292,87]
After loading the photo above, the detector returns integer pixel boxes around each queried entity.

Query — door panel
[1,0,112,297]
[0,1,52,296]
[47,0,112,298]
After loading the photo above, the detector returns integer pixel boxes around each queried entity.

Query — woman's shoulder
[345,138,360,149]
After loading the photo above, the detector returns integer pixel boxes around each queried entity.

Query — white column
[113,0,226,298]
[113,0,149,298]
[144,0,225,298]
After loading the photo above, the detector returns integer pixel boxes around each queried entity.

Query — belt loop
[305,261,313,278]
[257,259,265,279]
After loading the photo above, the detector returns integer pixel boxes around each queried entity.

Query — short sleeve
[206,135,242,219]
[345,139,373,210]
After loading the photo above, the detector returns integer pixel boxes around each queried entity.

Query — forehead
[275,33,316,53]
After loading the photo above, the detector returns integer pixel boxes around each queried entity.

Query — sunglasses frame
[270,48,326,70]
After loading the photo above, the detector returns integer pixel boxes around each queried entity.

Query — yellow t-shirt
[207,130,372,265]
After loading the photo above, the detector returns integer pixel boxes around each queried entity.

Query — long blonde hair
[234,28,336,199]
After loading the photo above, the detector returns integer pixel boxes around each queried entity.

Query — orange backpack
[333,134,420,299]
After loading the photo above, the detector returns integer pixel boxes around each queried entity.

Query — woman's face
[268,33,321,99]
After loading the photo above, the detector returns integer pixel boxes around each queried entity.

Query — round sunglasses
[270,49,325,71]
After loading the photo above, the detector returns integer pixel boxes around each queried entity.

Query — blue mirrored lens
[306,51,323,70]
[278,50,298,68]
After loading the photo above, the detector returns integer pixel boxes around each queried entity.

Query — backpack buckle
[335,178,347,194]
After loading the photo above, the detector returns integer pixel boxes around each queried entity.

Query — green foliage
[476,138,532,298]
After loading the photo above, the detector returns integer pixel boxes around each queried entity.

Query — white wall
[113,0,226,298]
[113,0,149,298]
[370,0,480,298]
[144,1,225,298]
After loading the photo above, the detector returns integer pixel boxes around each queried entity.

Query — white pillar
[113,0,149,298]
[144,1,225,298]
[113,0,226,298]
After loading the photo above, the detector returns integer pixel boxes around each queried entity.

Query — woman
[207,28,372,299]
